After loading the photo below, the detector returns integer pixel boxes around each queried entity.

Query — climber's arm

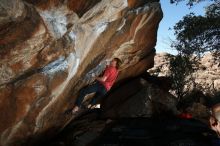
[96,76,107,82]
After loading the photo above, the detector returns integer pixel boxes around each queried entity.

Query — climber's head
[110,58,122,69]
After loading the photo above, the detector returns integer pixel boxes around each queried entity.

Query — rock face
[197,54,220,93]
[148,53,220,94]
[148,52,173,76]
[0,0,162,145]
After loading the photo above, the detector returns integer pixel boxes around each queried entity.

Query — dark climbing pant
[75,81,107,107]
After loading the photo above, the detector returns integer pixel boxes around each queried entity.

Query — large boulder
[0,0,162,145]
[102,77,178,118]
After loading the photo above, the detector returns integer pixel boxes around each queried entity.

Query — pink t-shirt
[100,66,118,91]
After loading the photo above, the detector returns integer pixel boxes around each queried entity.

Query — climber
[72,58,122,113]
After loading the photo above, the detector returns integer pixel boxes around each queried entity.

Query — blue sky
[156,0,212,54]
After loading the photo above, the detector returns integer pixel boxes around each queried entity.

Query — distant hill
[148,52,220,95]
